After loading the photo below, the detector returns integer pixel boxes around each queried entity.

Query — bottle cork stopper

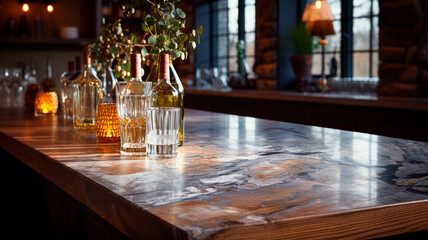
[130,53,141,78]
[159,53,169,79]
[82,44,91,65]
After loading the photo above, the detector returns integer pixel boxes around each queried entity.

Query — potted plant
[289,23,316,91]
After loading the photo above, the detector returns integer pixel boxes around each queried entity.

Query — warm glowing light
[22,3,29,12]
[47,4,54,13]
[315,0,322,9]
[95,103,120,143]
[34,92,59,117]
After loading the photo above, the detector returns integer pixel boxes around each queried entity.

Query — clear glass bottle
[41,58,55,92]
[71,56,82,80]
[60,61,75,121]
[72,45,103,129]
[169,58,184,146]
[151,53,179,109]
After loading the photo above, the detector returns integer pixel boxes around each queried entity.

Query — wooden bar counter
[1,107,428,239]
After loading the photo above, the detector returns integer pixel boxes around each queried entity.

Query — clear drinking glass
[116,81,152,155]
[146,107,180,159]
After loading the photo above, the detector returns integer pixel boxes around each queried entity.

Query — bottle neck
[45,61,52,79]
[82,63,94,78]
[158,58,170,82]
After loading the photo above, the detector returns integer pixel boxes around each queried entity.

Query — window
[195,0,256,75]
[311,0,379,79]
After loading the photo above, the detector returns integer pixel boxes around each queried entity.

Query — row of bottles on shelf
[60,45,184,145]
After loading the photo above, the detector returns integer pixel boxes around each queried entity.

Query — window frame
[311,0,379,79]
[195,0,256,76]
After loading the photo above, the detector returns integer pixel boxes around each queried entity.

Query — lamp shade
[302,0,334,22]
[311,20,335,39]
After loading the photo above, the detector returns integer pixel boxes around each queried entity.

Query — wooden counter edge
[0,131,190,240]
[206,199,428,239]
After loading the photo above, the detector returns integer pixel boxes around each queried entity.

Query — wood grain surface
[1,107,428,239]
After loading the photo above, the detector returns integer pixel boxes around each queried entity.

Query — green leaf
[148,36,156,45]
[171,50,181,59]
[196,25,203,35]
[110,46,118,56]
[168,42,178,49]
[141,23,149,32]
[156,35,166,43]
[141,47,148,57]
[176,8,186,19]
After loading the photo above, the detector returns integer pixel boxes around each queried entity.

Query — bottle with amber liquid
[72,45,103,129]
[117,53,151,155]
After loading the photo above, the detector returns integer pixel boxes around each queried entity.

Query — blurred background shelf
[0,38,93,50]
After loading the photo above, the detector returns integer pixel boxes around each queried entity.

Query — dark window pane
[354,0,371,17]
[216,10,228,35]
[216,35,228,58]
[353,52,370,77]
[353,18,370,50]
[217,0,228,9]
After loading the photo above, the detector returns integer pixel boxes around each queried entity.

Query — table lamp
[302,0,335,91]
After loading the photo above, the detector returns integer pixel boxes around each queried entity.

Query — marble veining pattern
[1,109,428,239]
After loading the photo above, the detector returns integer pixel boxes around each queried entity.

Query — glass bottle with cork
[72,44,103,129]
[150,53,179,109]
[146,55,184,145]
[117,53,151,155]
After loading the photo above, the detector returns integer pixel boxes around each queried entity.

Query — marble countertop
[1,108,428,239]
[185,88,428,111]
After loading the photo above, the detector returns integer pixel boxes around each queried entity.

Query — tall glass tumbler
[146,107,180,159]
[116,81,152,155]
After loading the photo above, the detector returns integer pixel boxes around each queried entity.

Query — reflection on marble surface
[1,109,428,239]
